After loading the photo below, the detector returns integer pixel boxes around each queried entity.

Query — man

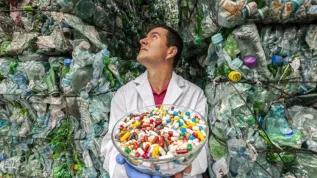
[101,25,208,178]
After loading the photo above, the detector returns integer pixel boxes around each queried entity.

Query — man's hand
[172,165,192,178]
[116,154,170,178]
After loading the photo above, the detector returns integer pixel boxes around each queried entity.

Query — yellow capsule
[196,130,205,141]
[160,105,164,110]
[131,121,141,128]
[73,164,78,170]
[163,110,167,116]
[195,119,200,123]
[191,123,196,126]
[120,130,127,134]
[152,145,160,158]
[120,132,131,142]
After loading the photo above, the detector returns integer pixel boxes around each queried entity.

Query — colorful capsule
[125,147,131,154]
[176,149,188,154]
[196,130,205,141]
[187,144,192,151]
[120,132,131,142]
[152,145,160,158]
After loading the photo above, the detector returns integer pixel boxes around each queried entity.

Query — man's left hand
[172,165,192,178]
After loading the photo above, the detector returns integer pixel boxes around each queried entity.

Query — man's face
[137,27,170,67]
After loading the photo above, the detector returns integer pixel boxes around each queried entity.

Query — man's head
[137,25,183,69]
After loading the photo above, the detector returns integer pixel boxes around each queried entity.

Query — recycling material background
[0,0,317,177]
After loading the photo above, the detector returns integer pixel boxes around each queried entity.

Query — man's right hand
[116,154,169,178]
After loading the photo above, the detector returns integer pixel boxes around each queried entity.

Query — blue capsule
[166,119,171,123]
[180,127,187,133]
[191,118,196,122]
[173,111,178,116]
[150,114,154,117]
[185,112,190,116]
[179,122,183,127]
[199,126,203,130]
[189,134,195,140]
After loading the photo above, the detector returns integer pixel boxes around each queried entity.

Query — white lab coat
[100,71,208,178]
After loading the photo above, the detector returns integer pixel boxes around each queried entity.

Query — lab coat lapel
[163,72,184,104]
[135,71,155,106]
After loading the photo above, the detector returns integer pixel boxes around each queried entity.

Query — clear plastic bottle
[62,58,72,77]
[91,48,109,89]
[212,33,229,66]
[305,25,317,50]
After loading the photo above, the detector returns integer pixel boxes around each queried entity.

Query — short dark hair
[149,24,183,68]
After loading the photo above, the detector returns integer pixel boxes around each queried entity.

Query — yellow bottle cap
[228,71,242,82]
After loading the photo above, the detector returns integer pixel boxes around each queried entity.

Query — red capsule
[133,143,139,150]
[142,124,150,128]
[183,136,188,142]
[168,131,173,137]
[143,135,149,142]
[142,153,148,159]
[192,132,198,138]
[135,152,140,157]
[150,119,154,124]
[158,136,165,147]
[155,120,162,127]
[139,115,144,120]
[176,149,188,154]
[144,144,150,152]
[152,136,159,144]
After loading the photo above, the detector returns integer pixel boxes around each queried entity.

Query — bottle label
[220,0,243,15]
[212,157,229,178]
[282,2,293,19]
[272,1,284,16]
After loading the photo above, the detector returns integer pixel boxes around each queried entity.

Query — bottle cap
[101,48,110,56]
[228,71,242,82]
[245,2,258,17]
[243,56,257,68]
[64,58,72,67]
[211,33,223,45]
[231,58,243,69]
[291,0,304,6]
[272,55,283,67]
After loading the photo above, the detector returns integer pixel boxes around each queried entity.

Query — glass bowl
[111,105,209,176]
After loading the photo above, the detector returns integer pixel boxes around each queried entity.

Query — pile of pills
[114,105,207,160]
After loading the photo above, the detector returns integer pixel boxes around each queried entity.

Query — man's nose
[139,37,148,45]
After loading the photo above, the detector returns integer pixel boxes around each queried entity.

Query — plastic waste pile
[0,0,316,177]
[203,13,317,178]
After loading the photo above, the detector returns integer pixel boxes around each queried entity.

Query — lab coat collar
[134,70,185,106]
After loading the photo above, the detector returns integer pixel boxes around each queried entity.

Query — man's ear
[166,46,178,61]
